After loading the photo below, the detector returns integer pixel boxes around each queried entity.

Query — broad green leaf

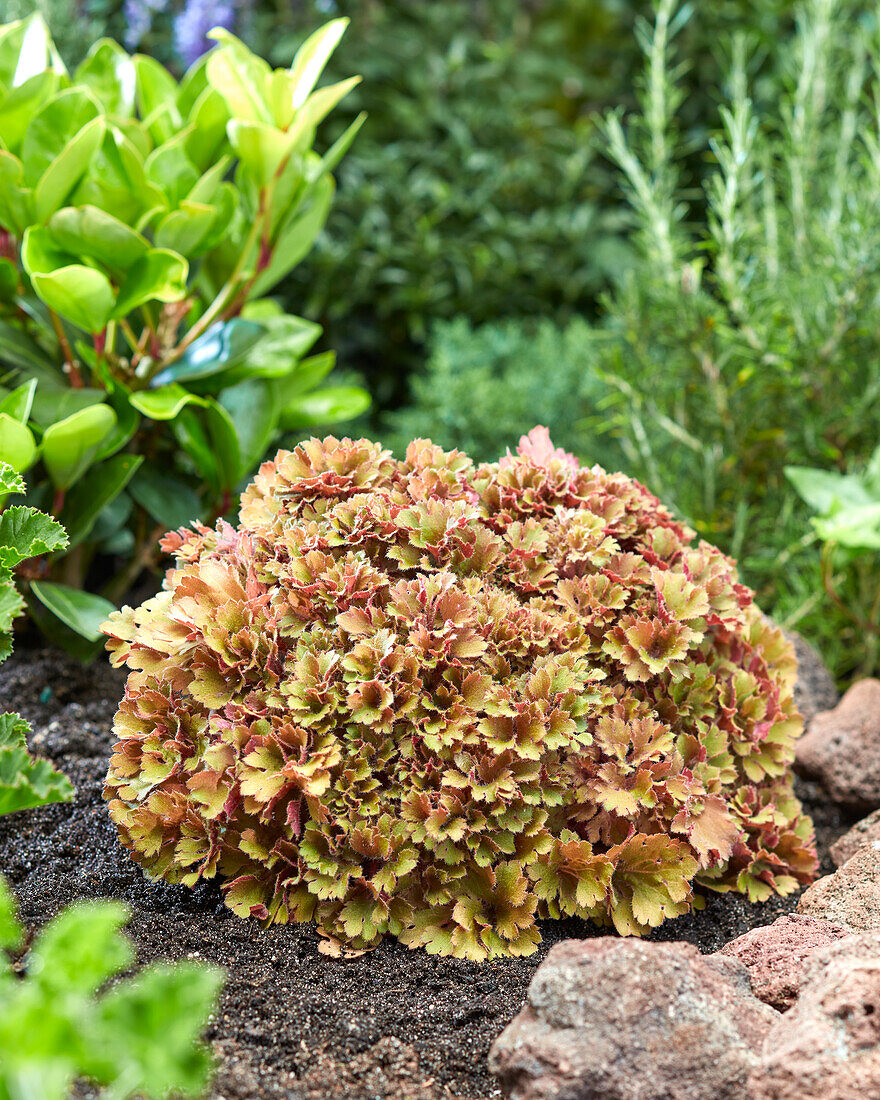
[0,505,67,567]
[812,502,880,550]
[22,226,114,332]
[133,53,178,120]
[252,173,334,296]
[129,466,202,531]
[30,580,116,642]
[41,403,117,489]
[28,898,132,996]
[29,386,105,429]
[280,384,370,429]
[75,39,136,117]
[150,319,264,389]
[8,14,64,86]
[94,384,140,461]
[154,200,217,256]
[0,257,17,301]
[34,115,106,222]
[784,465,874,515]
[204,398,242,487]
[173,401,241,492]
[286,19,349,110]
[270,349,335,403]
[128,384,205,420]
[184,86,229,171]
[205,34,272,124]
[144,130,199,207]
[0,379,36,423]
[72,126,158,227]
[0,149,34,234]
[93,962,223,1097]
[48,205,149,277]
[0,413,36,471]
[59,454,143,548]
[0,711,75,817]
[219,378,279,475]
[112,249,188,319]
[0,70,59,154]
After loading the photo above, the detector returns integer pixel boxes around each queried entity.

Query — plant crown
[103,430,816,959]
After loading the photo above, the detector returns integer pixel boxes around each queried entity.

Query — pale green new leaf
[0,712,75,816]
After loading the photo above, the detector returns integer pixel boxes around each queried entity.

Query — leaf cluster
[0,460,73,815]
[0,15,369,646]
[0,875,223,1100]
[102,430,815,960]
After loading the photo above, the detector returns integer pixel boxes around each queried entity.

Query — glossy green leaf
[0,70,59,154]
[75,39,136,117]
[144,131,199,207]
[0,317,57,375]
[205,33,272,124]
[3,14,64,87]
[270,349,336,404]
[129,466,203,531]
[128,384,205,420]
[0,379,36,423]
[0,413,36,472]
[204,398,242,488]
[173,401,240,492]
[812,503,880,550]
[280,384,370,429]
[228,119,293,188]
[29,580,116,642]
[41,403,117,489]
[29,386,105,429]
[286,76,360,149]
[0,711,75,816]
[219,378,279,475]
[94,384,140,461]
[72,126,158,227]
[133,53,178,120]
[59,454,143,548]
[22,226,115,332]
[34,115,106,222]
[150,319,264,388]
[48,205,149,276]
[0,149,34,234]
[154,200,216,256]
[286,19,349,111]
[112,249,188,319]
[184,86,229,171]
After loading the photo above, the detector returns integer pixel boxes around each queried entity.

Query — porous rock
[487,938,776,1100]
[718,914,851,1010]
[795,678,880,809]
[749,932,880,1100]
[788,630,839,726]
[830,808,880,868]
[797,845,880,930]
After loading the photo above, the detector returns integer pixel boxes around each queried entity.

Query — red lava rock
[487,938,776,1100]
[749,932,880,1100]
[717,914,851,1010]
[795,679,880,810]
[797,846,880,930]
[789,631,839,726]
[830,808,880,867]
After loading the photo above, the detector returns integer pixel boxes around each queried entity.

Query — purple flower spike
[173,0,236,68]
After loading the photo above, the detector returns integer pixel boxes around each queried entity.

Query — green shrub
[102,432,814,959]
[0,460,74,815]
[592,0,880,678]
[0,15,368,647]
[0,875,223,1099]
[381,317,621,467]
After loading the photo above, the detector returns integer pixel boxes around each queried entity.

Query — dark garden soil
[0,645,854,1100]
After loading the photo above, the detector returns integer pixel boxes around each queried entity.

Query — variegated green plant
[0,15,368,650]
[0,460,74,815]
[102,430,816,960]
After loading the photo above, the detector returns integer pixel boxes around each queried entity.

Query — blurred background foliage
[3,0,880,682]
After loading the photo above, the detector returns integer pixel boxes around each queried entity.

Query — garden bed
[0,645,851,1100]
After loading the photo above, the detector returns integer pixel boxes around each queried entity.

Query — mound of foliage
[0,460,74,816]
[102,430,815,960]
[0,14,367,648]
[0,875,222,1099]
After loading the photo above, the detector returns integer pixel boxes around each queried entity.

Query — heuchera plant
[102,429,817,959]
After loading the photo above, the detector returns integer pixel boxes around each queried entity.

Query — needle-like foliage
[102,430,816,959]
